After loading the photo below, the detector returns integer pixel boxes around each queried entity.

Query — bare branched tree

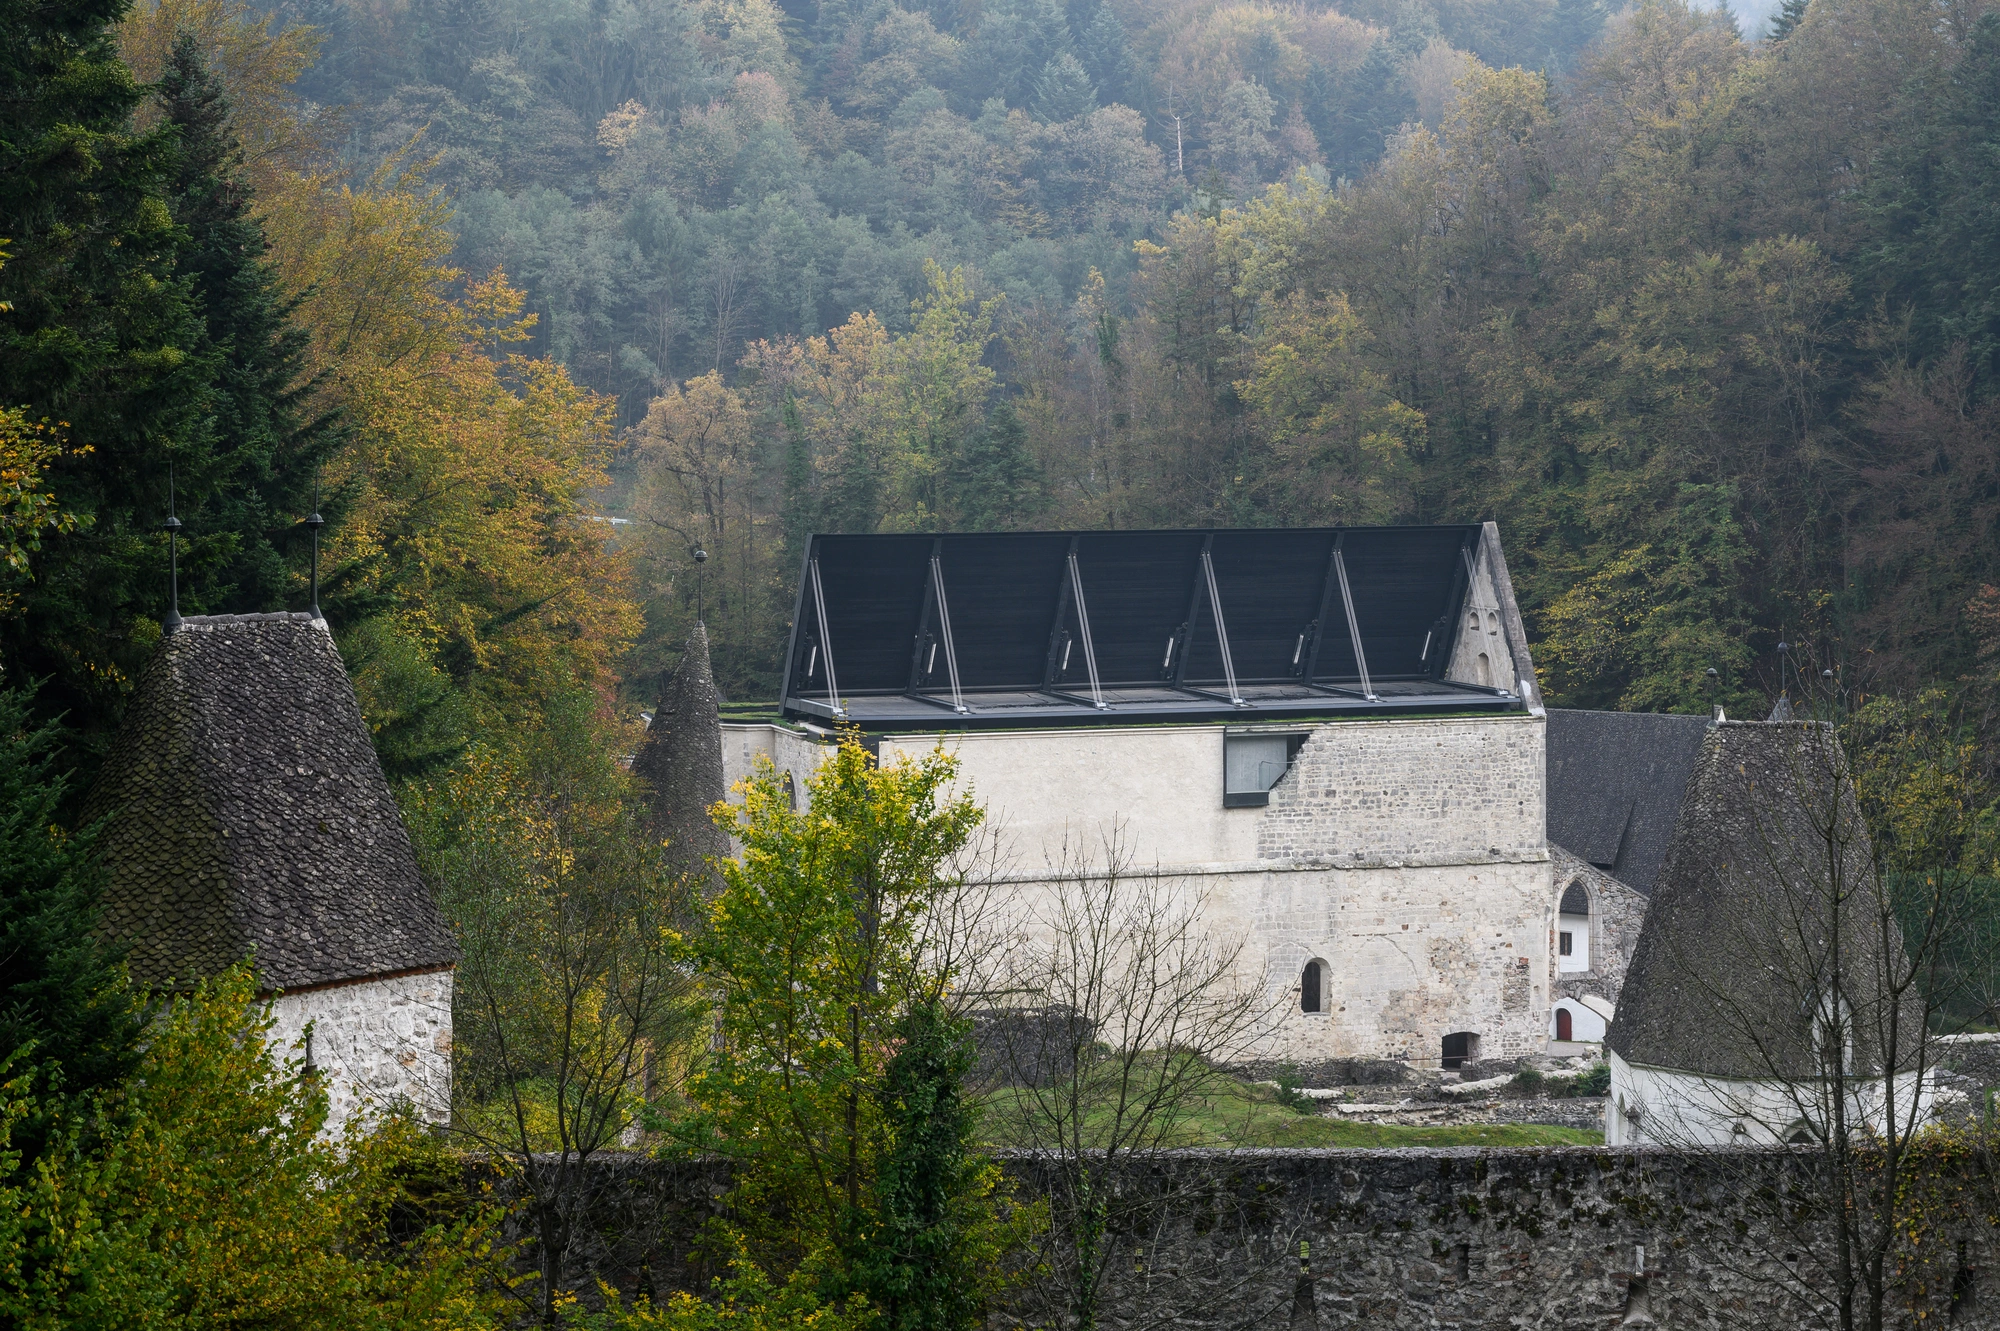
[978,829,1279,1331]
[1613,682,2000,1330]
[413,734,703,1326]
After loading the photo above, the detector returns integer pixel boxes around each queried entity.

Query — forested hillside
[367,0,1988,728]
[5,0,2000,779]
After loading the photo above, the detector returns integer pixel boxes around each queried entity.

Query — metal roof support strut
[807,557,844,718]
[928,554,970,715]
[1200,546,1249,707]
[1066,551,1108,710]
[1332,547,1378,701]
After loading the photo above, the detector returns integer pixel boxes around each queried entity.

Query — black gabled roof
[85,613,457,992]
[780,526,1521,728]
[1545,709,1712,896]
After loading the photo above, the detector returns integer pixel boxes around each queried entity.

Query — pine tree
[0,0,205,758]
[0,687,139,1101]
[1073,2,1134,108]
[160,35,339,617]
[1767,0,1810,40]
[1031,52,1097,123]
[955,401,1042,528]
[1541,0,1607,68]
[860,1001,989,1331]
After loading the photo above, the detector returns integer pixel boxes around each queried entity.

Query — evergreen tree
[1862,12,2000,386]
[1541,0,1607,67]
[1073,2,1135,108]
[0,0,205,760]
[1932,14,2000,384]
[160,35,339,618]
[967,0,1068,107]
[859,1001,990,1331]
[1767,0,1810,41]
[1031,52,1097,123]
[1324,24,1422,179]
[955,402,1041,528]
[0,687,138,1101]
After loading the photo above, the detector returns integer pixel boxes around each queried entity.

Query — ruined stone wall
[522,1147,1997,1329]
[1549,848,1647,1011]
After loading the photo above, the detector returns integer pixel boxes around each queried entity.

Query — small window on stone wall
[1301,959,1329,1014]
[1223,732,1304,808]
[1441,1031,1479,1069]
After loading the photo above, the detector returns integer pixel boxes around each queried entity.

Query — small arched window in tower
[1558,879,1591,973]
[1301,959,1329,1014]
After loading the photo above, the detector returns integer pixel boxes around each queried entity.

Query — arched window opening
[1558,879,1591,973]
[1301,959,1328,1014]
[1555,1008,1573,1042]
[1442,1031,1478,1069]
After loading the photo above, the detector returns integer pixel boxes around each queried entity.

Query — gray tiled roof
[1546,709,1712,896]
[1606,721,1898,1080]
[84,614,457,992]
[632,624,729,885]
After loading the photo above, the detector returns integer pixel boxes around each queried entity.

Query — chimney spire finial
[305,469,325,622]
[163,461,183,633]
[692,544,708,626]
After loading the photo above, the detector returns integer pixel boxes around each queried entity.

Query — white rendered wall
[1557,911,1590,971]
[1551,997,1607,1042]
[719,714,1551,1065]
[267,968,453,1136]
[1444,551,1519,693]
[1607,1049,1934,1146]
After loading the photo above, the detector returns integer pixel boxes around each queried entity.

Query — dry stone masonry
[516,1146,1997,1329]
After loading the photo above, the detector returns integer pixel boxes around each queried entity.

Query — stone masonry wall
[1257,716,1543,868]
[267,967,453,1133]
[516,1147,1998,1329]
[1549,848,1647,1011]
[1226,861,1551,1065]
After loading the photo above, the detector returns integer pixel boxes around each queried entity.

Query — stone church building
[87,612,457,1131]
[692,523,1718,1070]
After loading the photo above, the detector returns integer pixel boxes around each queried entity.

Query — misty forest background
[8,0,2000,792]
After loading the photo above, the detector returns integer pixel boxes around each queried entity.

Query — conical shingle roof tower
[632,624,729,888]
[85,612,456,1129]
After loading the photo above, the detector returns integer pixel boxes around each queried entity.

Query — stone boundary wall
[489,1146,1998,1329]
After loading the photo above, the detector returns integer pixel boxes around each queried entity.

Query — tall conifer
[160,35,338,617]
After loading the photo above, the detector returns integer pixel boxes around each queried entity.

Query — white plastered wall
[1607,1049,1935,1146]
[1445,545,1518,693]
[717,714,1552,1064]
[876,712,1552,1065]
[266,967,453,1136]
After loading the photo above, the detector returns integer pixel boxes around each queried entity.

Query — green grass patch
[980,1070,1601,1150]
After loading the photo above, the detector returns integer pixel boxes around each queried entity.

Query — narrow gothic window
[1301,959,1327,1013]
[1559,931,1573,956]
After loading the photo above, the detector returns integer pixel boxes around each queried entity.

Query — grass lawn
[981,1072,1602,1149]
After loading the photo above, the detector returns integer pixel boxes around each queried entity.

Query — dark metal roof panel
[782,526,1499,726]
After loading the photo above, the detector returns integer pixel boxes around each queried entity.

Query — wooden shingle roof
[1605,720,1896,1080]
[85,613,457,992]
